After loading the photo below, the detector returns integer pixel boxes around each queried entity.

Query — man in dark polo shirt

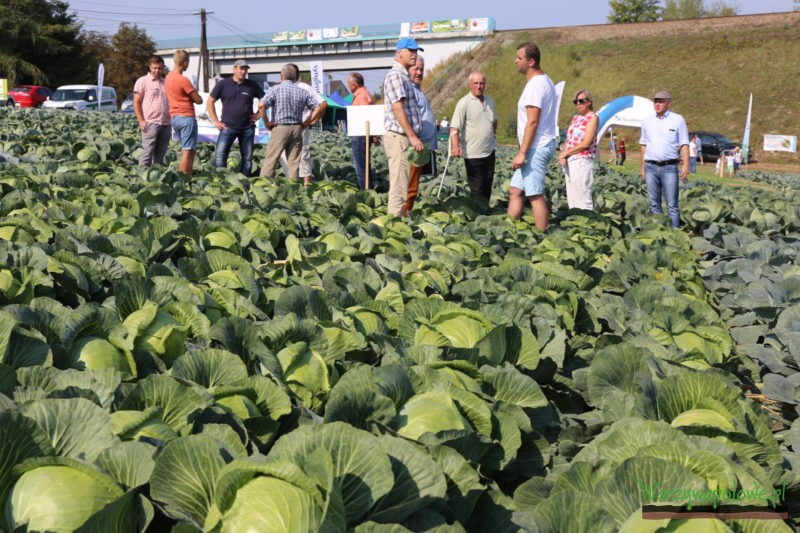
[207,60,265,176]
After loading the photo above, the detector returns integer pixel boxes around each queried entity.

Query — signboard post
[347,105,385,190]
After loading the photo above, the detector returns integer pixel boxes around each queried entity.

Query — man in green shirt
[449,71,497,202]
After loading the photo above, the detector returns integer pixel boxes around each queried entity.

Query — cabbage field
[1,107,799,532]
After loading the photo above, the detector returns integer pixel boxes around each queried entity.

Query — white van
[42,85,117,112]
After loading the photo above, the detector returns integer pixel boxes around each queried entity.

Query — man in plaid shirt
[383,37,424,217]
[259,63,326,180]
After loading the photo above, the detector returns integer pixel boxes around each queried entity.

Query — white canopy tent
[594,95,653,143]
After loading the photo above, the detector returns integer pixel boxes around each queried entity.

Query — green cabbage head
[122,302,189,366]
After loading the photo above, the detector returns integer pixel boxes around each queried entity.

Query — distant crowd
[133,38,702,230]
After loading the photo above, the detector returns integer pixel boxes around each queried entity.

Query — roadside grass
[428,16,800,166]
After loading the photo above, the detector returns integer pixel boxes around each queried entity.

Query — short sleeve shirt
[352,85,373,106]
[295,81,325,122]
[517,74,557,149]
[260,81,318,124]
[412,84,437,149]
[564,112,598,160]
[451,93,496,158]
[209,77,265,129]
[383,61,421,135]
[133,74,170,126]
[164,72,197,117]
[639,110,689,161]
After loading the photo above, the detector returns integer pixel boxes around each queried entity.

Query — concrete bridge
[156,18,495,91]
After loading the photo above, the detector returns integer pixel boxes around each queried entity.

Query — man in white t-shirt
[508,42,557,231]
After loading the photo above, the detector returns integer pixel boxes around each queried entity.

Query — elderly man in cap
[639,90,690,228]
[382,37,424,217]
[207,59,266,176]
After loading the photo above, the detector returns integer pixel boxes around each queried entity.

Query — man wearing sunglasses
[639,90,690,228]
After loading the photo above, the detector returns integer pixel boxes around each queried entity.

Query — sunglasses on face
[573,98,589,105]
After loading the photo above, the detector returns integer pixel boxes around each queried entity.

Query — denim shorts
[172,115,198,150]
[510,139,556,196]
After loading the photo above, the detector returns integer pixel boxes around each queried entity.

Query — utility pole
[193,8,213,92]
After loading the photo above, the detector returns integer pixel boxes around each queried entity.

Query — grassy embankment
[426,14,800,168]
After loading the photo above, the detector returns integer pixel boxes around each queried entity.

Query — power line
[77,15,195,28]
[76,9,194,17]
[208,15,259,43]
[67,0,191,14]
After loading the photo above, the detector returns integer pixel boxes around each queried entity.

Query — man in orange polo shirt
[348,72,376,189]
[165,49,203,174]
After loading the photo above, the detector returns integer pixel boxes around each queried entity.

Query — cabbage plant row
[0,108,797,532]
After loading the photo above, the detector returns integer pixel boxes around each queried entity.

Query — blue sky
[69,0,794,41]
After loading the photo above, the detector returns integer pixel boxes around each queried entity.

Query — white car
[42,85,117,112]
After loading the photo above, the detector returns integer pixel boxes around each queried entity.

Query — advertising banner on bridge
[341,26,359,38]
[763,134,797,153]
[322,28,339,39]
[470,18,490,32]
[272,31,288,42]
[432,19,468,32]
[410,21,430,33]
[288,30,306,41]
[307,29,322,41]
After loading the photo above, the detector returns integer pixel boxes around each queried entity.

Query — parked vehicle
[120,93,134,114]
[0,89,12,107]
[8,85,53,108]
[690,131,736,163]
[42,85,117,112]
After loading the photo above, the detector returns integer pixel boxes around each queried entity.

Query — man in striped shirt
[259,63,326,180]
[382,37,424,217]
[133,55,170,167]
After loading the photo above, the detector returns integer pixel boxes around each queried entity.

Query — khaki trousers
[260,125,303,179]
[383,131,411,217]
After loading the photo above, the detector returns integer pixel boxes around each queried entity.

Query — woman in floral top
[558,89,599,210]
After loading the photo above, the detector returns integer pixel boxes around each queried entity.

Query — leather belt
[645,159,680,166]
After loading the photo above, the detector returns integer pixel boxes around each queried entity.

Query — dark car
[8,85,53,108]
[690,131,736,163]
[120,93,134,114]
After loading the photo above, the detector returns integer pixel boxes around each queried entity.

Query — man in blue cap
[382,37,425,217]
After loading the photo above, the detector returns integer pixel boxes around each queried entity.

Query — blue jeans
[689,156,697,173]
[645,162,680,228]
[351,136,372,189]
[214,125,255,176]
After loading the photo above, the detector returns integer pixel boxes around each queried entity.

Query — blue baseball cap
[396,37,424,51]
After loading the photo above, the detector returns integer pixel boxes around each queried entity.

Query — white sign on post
[346,105,385,136]
[97,63,105,109]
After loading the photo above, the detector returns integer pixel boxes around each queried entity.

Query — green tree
[662,0,705,19]
[706,0,738,16]
[105,23,156,104]
[607,0,662,23]
[77,31,112,86]
[0,0,83,86]
[662,0,739,19]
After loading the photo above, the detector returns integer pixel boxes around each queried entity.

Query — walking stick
[364,122,370,191]
[436,150,452,199]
